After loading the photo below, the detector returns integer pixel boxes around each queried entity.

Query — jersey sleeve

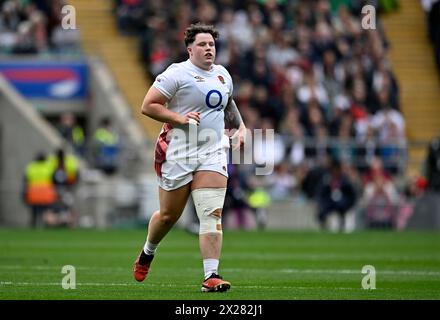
[152,64,180,99]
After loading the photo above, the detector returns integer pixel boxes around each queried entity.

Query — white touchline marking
[0,265,127,271]
[0,281,359,290]
[1,265,439,276]
[276,269,440,276]
[2,281,439,292]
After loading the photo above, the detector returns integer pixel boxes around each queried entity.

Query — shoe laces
[206,273,222,280]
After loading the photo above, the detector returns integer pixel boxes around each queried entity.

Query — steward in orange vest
[23,152,57,227]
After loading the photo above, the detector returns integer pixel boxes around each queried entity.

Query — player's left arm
[225,97,247,150]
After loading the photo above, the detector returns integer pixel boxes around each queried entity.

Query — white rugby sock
[143,240,159,256]
[203,259,219,279]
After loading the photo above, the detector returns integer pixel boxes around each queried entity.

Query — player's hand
[230,123,247,151]
[179,112,200,126]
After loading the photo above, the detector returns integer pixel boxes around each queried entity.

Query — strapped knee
[191,188,226,234]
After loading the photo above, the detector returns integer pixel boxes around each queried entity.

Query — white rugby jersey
[152,59,233,162]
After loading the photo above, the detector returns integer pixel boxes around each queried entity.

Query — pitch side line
[0,281,361,290]
[2,281,440,292]
[1,265,439,276]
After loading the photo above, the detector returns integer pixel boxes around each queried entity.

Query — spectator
[425,135,440,192]
[371,60,400,112]
[57,112,86,157]
[149,37,171,76]
[349,77,370,139]
[0,1,20,33]
[0,1,20,53]
[92,117,120,175]
[50,4,81,54]
[12,21,37,54]
[251,85,281,125]
[360,157,400,229]
[0,0,81,55]
[300,99,327,137]
[396,174,427,230]
[29,9,48,52]
[305,124,330,164]
[229,10,254,53]
[247,183,271,230]
[370,102,405,173]
[47,148,80,227]
[223,164,253,229]
[253,117,286,168]
[318,48,346,110]
[371,103,405,143]
[356,124,380,174]
[296,69,329,110]
[301,155,328,200]
[267,33,298,68]
[265,162,297,200]
[329,110,356,163]
[114,0,144,35]
[316,157,357,232]
[280,107,306,167]
[23,151,57,228]
[426,1,440,72]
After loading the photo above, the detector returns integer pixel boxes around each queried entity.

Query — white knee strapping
[191,188,226,234]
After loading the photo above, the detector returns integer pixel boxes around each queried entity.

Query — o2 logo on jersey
[205,89,223,110]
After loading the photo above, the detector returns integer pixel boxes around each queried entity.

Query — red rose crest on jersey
[218,75,225,84]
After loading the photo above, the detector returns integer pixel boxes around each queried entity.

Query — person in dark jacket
[426,135,440,192]
[316,157,357,232]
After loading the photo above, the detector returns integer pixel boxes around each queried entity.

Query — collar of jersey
[186,59,215,75]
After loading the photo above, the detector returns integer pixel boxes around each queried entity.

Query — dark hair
[100,117,111,127]
[56,148,65,161]
[184,23,219,47]
[35,151,46,162]
[329,157,342,172]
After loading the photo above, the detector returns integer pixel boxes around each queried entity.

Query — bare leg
[147,183,192,244]
[133,183,192,282]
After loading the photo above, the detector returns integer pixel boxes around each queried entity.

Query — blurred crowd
[56,112,122,175]
[422,0,440,73]
[0,0,80,54]
[23,112,123,228]
[112,0,419,231]
[5,0,432,231]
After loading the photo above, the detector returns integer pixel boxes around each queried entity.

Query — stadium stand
[68,0,163,138]
[0,0,152,228]
[110,0,414,230]
[0,0,81,54]
[382,0,440,176]
[1,0,439,230]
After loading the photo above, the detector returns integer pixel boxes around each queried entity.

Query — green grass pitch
[0,228,439,300]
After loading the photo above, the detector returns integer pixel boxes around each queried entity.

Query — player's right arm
[141,87,200,126]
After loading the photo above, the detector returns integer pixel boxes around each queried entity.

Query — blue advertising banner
[0,61,88,99]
